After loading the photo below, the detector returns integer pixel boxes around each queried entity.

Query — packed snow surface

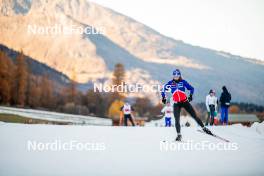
[0,122,264,176]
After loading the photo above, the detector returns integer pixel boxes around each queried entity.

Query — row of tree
[1,50,263,121]
[195,102,264,121]
[1,51,62,108]
[0,51,160,119]
[106,63,162,121]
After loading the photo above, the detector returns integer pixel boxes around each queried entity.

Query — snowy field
[0,122,264,176]
[0,106,112,125]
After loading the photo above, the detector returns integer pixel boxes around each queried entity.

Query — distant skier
[120,102,135,126]
[219,86,231,125]
[161,101,173,127]
[161,69,212,141]
[205,89,218,126]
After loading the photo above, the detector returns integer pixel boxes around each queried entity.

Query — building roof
[229,114,260,123]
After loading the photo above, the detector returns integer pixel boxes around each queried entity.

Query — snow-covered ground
[0,122,264,176]
[146,115,198,127]
[0,106,112,125]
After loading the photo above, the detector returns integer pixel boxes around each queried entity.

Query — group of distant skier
[119,68,232,141]
[205,87,231,126]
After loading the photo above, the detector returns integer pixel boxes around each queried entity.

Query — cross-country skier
[205,89,218,126]
[161,69,212,141]
[161,101,173,127]
[120,102,135,126]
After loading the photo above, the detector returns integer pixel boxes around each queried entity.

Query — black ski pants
[173,101,204,133]
[124,114,135,126]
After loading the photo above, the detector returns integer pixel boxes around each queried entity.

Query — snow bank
[0,123,264,176]
[0,106,112,126]
[251,122,264,136]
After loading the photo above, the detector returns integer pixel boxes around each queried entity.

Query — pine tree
[0,51,15,104]
[40,74,54,109]
[112,63,126,100]
[112,63,125,86]
[27,76,41,108]
[67,68,77,103]
[14,50,28,107]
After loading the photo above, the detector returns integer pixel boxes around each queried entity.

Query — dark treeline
[1,50,263,120]
[195,102,264,114]
[0,50,108,117]
[0,50,161,118]
[231,102,264,113]
[195,102,264,121]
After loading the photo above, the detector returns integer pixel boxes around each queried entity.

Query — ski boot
[203,127,213,135]
[175,134,182,141]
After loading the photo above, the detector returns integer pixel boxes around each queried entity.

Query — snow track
[0,123,264,176]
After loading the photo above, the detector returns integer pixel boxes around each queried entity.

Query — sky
[90,0,264,61]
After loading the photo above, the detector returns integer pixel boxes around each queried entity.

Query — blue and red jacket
[161,79,194,103]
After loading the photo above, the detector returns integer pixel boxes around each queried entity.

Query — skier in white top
[205,89,218,126]
[161,101,173,127]
[120,102,135,126]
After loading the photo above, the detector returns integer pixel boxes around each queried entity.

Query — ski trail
[0,123,264,176]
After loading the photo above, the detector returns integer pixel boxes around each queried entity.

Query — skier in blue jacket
[161,69,212,141]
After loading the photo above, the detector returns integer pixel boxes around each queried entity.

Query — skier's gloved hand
[203,127,213,135]
[162,97,166,104]
[188,94,193,102]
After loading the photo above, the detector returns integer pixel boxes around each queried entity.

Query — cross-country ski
[197,129,230,142]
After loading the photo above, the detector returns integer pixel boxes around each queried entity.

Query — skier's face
[173,75,180,80]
